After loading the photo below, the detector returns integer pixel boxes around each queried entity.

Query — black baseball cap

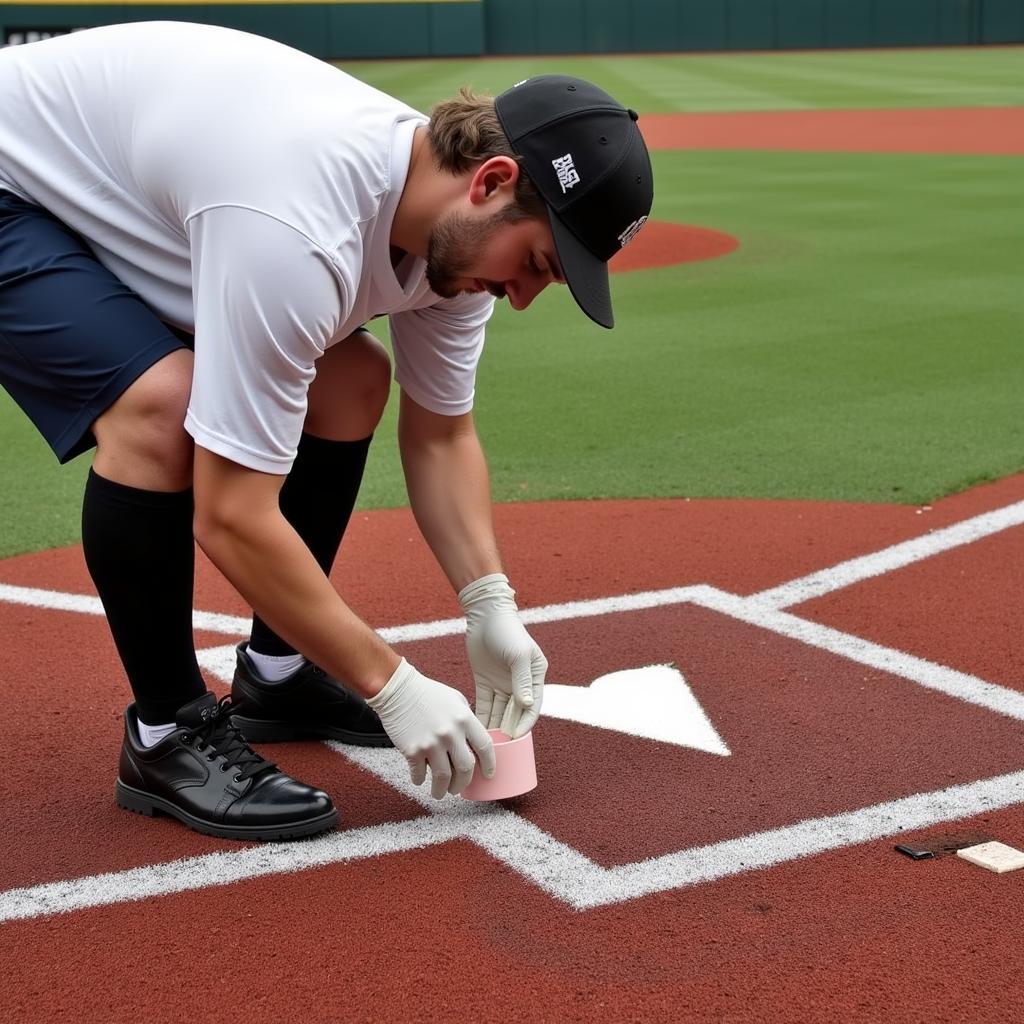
[495,75,654,329]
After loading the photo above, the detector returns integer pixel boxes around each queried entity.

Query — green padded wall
[1,1,1019,57]
[537,0,586,55]
[728,0,776,49]
[0,4,482,59]
[875,0,940,45]
[981,0,1024,42]
[631,0,679,52]
[680,0,729,50]
[483,0,533,53]
[429,0,484,56]
[585,0,631,53]
[937,0,975,44]
[331,3,430,57]
[824,0,874,47]
[776,0,826,48]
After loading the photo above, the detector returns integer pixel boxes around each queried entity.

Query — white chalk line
[5,496,1024,637]
[752,499,1024,610]
[5,744,1022,921]
[0,814,461,924]
[0,584,251,638]
[692,588,1024,723]
[0,582,715,644]
[331,744,1024,909]
[583,770,1024,910]
[2,496,1024,920]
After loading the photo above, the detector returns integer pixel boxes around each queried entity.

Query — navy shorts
[0,190,191,463]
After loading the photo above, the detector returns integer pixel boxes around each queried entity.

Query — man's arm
[398,390,546,737]
[192,445,496,797]
[397,389,503,590]
[192,446,400,696]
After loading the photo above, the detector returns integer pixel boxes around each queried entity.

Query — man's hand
[460,573,547,739]
[366,659,496,799]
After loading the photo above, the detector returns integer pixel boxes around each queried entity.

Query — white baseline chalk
[752,500,1024,609]
[3,496,1024,920]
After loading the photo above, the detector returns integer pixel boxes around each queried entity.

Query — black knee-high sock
[249,432,372,657]
[82,468,206,724]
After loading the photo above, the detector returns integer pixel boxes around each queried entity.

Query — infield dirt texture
[1,45,1023,1024]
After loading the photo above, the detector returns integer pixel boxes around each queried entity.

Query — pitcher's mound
[610,221,738,273]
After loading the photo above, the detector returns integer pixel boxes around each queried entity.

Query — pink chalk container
[462,729,537,801]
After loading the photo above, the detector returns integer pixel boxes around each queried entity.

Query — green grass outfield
[1,47,1022,557]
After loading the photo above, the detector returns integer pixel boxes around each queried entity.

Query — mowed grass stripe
[397,150,1023,507]
[339,47,1024,113]
[1,50,1022,556]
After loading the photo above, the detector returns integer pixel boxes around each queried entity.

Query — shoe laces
[186,696,276,782]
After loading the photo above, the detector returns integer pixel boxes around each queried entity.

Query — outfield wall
[2,0,1022,59]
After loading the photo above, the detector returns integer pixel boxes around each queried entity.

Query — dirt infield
[610,221,739,272]
[2,475,1024,1021]
[640,105,1024,155]
[611,106,1024,274]
[2,99,1022,1024]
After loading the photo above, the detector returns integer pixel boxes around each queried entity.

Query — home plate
[542,664,730,755]
[956,841,1024,874]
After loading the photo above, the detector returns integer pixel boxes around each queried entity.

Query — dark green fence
[2,0,1021,59]
[0,2,485,57]
[484,0,1023,54]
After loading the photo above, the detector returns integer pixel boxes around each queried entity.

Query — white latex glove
[367,659,496,799]
[459,573,547,739]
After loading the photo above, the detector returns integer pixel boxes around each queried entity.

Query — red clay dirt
[2,104,1023,1023]
[609,221,739,272]
[3,475,1024,1022]
[639,106,1024,155]
[611,106,1024,274]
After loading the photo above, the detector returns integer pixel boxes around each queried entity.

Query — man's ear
[467,156,520,206]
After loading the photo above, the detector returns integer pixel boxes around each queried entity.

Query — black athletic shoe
[116,692,338,841]
[230,642,393,748]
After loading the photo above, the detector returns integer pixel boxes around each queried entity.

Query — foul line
[5,746,1023,921]
[3,496,1024,640]
[353,750,1024,910]
[5,581,1024,921]
[2,495,1024,921]
[751,499,1024,609]
[692,588,1024,723]
[0,814,459,924]
[0,584,250,638]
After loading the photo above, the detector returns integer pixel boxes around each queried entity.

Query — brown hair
[427,87,546,221]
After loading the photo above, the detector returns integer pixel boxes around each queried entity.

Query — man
[0,22,654,841]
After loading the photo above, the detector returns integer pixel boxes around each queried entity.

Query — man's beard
[425,207,512,299]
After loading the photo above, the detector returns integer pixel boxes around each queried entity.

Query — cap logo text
[552,154,581,193]
[617,215,648,248]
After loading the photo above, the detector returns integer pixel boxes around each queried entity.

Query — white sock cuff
[137,718,176,748]
[246,648,306,683]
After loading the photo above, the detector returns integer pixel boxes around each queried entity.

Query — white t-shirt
[0,22,494,472]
